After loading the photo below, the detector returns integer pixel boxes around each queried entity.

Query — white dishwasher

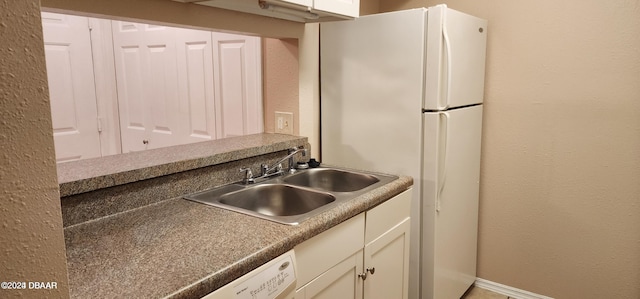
[202,250,297,299]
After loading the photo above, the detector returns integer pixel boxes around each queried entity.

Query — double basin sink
[184,167,398,225]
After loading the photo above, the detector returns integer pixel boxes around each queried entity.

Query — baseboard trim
[474,278,554,299]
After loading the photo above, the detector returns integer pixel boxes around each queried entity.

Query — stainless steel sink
[219,184,335,216]
[283,168,379,192]
[184,167,398,225]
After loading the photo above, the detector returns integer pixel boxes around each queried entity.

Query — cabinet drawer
[295,214,365,287]
[365,189,411,244]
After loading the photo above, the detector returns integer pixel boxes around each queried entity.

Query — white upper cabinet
[280,0,313,7]
[176,0,359,22]
[313,0,359,18]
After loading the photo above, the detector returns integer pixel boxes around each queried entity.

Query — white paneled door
[212,32,263,138]
[175,27,217,143]
[42,12,102,163]
[44,13,263,159]
[112,24,262,152]
[112,21,182,152]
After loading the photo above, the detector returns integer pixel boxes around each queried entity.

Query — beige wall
[263,38,301,135]
[0,1,70,298]
[380,0,640,298]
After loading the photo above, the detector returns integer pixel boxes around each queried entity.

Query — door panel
[314,0,359,18]
[364,218,410,299]
[296,251,362,299]
[44,13,264,159]
[42,12,102,163]
[212,32,263,138]
[176,28,216,142]
[112,21,180,152]
[280,0,312,7]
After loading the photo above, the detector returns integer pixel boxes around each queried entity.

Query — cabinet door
[313,0,359,18]
[363,218,410,299]
[296,251,363,299]
[279,0,312,7]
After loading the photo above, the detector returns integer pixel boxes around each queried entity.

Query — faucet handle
[288,146,307,155]
[240,168,254,184]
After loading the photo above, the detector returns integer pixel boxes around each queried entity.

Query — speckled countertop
[57,134,308,197]
[64,173,413,299]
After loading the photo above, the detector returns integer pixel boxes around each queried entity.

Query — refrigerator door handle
[437,111,449,213]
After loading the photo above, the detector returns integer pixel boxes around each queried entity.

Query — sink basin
[184,167,397,225]
[219,184,335,217]
[284,168,379,192]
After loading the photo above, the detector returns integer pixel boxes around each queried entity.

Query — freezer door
[422,105,482,299]
[425,5,488,110]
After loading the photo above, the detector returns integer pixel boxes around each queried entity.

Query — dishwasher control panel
[202,251,297,299]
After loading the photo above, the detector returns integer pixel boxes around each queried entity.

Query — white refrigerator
[320,5,487,299]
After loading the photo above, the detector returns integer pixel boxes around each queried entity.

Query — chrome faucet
[261,147,308,177]
[240,168,255,184]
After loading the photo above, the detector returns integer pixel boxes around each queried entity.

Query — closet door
[175,27,217,143]
[212,32,263,138]
[42,12,102,163]
[112,21,181,152]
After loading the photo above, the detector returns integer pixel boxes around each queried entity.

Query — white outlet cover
[275,111,294,135]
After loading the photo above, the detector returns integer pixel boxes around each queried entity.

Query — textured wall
[379,0,640,298]
[263,38,300,135]
[0,1,70,298]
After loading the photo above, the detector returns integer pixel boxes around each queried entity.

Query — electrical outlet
[275,111,294,135]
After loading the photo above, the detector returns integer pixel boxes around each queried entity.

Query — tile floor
[462,286,511,299]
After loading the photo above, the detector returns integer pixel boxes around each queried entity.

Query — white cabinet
[279,0,313,7]
[274,0,359,19]
[184,0,358,23]
[296,250,363,299]
[312,0,359,18]
[363,219,411,299]
[295,189,411,299]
